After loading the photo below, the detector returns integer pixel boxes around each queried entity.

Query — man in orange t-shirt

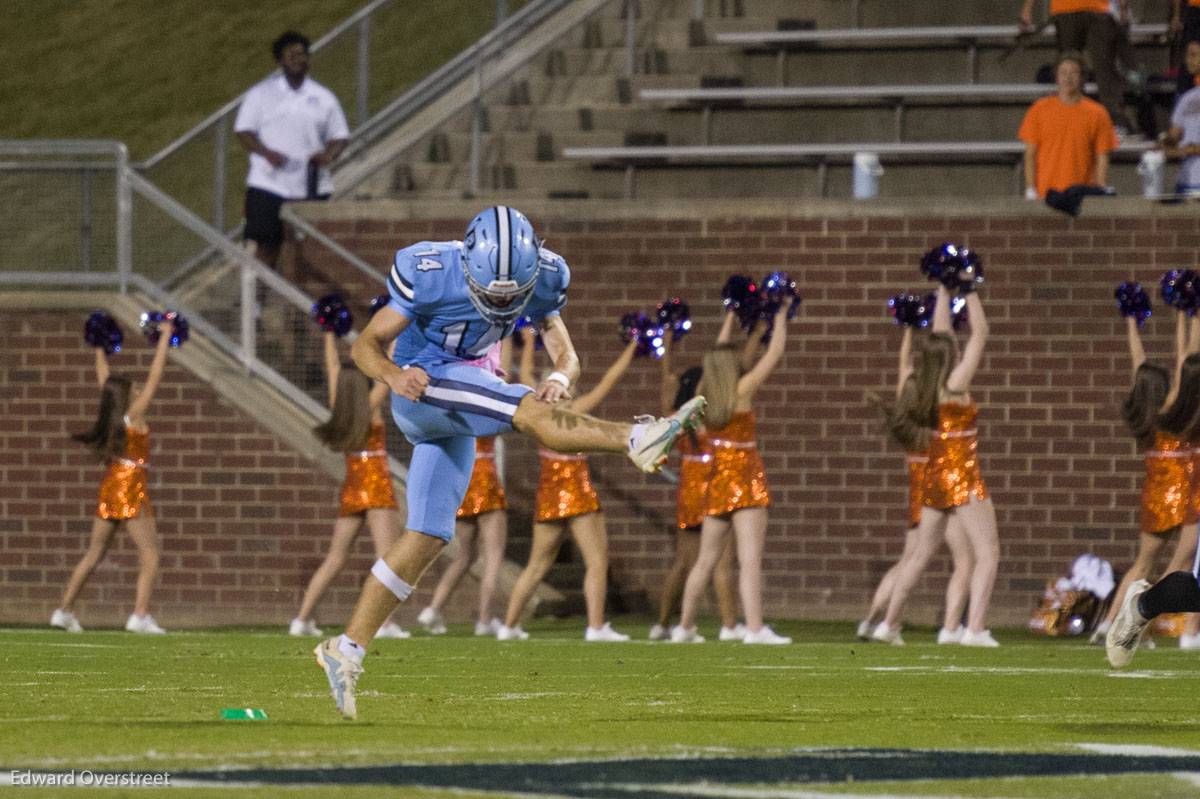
[1019,0,1134,135]
[1019,54,1119,197]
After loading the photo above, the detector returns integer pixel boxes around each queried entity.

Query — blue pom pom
[620,312,665,358]
[84,311,123,354]
[139,311,188,347]
[722,274,762,331]
[1161,269,1200,315]
[1115,282,1152,326]
[514,315,543,350]
[888,293,929,328]
[950,296,969,332]
[759,271,802,321]
[313,294,353,337]
[921,243,984,293]
[656,298,692,342]
[369,295,389,317]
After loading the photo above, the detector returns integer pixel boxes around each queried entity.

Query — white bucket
[1137,150,1165,198]
[853,151,883,199]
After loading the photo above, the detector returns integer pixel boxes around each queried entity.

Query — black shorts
[243,187,285,247]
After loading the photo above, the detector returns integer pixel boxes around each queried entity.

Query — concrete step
[419,130,626,164]
[393,160,627,198]
[538,43,749,78]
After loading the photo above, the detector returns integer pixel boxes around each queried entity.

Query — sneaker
[417,606,447,635]
[584,622,630,642]
[648,623,668,641]
[960,629,1000,647]
[289,618,323,637]
[669,625,705,643]
[628,396,706,474]
[1107,579,1152,668]
[475,618,502,636]
[1180,633,1200,650]
[375,621,411,639]
[719,623,749,641]
[855,620,872,641]
[1088,620,1111,646]
[50,609,83,633]
[314,638,363,720]
[496,624,529,641]
[937,626,965,645]
[742,625,791,645]
[125,613,165,634]
[871,621,904,646]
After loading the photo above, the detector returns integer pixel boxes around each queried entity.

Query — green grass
[2,619,1200,797]
[2,0,527,160]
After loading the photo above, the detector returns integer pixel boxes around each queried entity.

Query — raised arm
[896,326,915,400]
[742,320,767,373]
[1126,316,1147,374]
[324,331,341,408]
[93,347,110,389]
[351,305,423,402]
[659,331,678,417]
[736,312,789,397]
[945,292,988,394]
[125,324,173,423]
[1163,308,1189,408]
[534,315,582,403]
[573,337,639,415]
[931,283,952,333]
[715,310,738,346]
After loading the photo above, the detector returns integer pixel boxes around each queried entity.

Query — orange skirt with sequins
[705,412,770,517]
[907,451,928,529]
[922,401,989,510]
[534,450,600,523]
[339,423,399,516]
[97,462,152,520]
[458,437,507,519]
[1141,431,1193,534]
[676,434,713,529]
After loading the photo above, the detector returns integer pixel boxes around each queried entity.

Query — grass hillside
[2,0,527,160]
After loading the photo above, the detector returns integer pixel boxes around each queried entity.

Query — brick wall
[286,203,1200,626]
[0,308,482,629]
[4,204,1196,630]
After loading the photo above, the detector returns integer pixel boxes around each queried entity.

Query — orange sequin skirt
[677,451,714,529]
[1141,450,1193,534]
[705,443,770,517]
[97,461,152,520]
[339,453,398,516]
[458,452,507,519]
[534,451,600,523]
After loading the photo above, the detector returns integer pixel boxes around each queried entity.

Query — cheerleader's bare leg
[942,514,973,632]
[679,515,733,630]
[474,510,508,625]
[731,506,767,632]
[503,521,566,628]
[60,517,119,613]
[882,508,949,629]
[957,496,999,634]
[124,514,160,618]
[297,515,364,623]
[569,511,609,630]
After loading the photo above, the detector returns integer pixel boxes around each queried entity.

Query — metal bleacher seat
[714,23,1168,84]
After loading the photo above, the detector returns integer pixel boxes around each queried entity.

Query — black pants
[1054,10,1133,131]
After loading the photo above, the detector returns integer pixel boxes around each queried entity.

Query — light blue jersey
[387,241,569,369]
[383,240,571,541]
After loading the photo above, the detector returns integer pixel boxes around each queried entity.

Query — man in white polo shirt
[234,31,350,269]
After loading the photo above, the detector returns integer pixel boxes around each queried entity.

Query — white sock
[337,634,366,665]
[628,422,647,452]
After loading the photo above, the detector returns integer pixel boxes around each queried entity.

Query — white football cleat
[314,638,363,720]
[125,614,165,634]
[417,606,447,635]
[628,397,706,474]
[289,618,323,637]
[375,621,411,639]
[719,623,749,641]
[584,622,630,642]
[50,609,83,633]
[742,625,791,645]
[1107,579,1152,668]
[871,621,904,646]
[669,625,705,643]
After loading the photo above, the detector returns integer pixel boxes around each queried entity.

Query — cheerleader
[650,328,742,641]
[860,324,971,645]
[52,316,177,634]
[290,331,408,639]
[417,342,513,636]
[496,327,636,642]
[876,283,1000,646]
[673,310,792,645]
[1095,307,1200,642]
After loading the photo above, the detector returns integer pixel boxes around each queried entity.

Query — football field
[3,619,1200,798]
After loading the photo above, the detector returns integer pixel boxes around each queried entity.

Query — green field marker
[221,708,268,721]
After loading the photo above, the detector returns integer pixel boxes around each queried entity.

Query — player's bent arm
[351,306,413,391]
[537,315,582,402]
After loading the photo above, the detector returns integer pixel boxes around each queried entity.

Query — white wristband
[546,371,570,389]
